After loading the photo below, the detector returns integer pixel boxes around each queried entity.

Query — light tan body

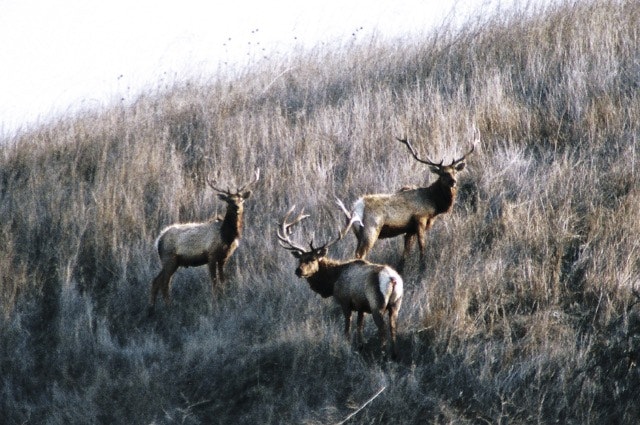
[278,206,404,359]
[156,221,238,267]
[358,189,441,235]
[149,209,243,313]
[148,170,259,314]
[339,138,475,265]
[300,257,404,359]
[346,183,453,262]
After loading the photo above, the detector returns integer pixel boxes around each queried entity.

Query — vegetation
[2,0,639,423]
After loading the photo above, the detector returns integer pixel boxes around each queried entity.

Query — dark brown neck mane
[426,180,456,215]
[305,258,357,298]
[220,204,243,244]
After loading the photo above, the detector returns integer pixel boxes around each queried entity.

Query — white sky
[0,0,514,136]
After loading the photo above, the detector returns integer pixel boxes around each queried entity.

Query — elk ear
[217,193,230,202]
[241,190,252,199]
[317,247,328,258]
[455,162,466,171]
[291,251,302,259]
[429,166,440,174]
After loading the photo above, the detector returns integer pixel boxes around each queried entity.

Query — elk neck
[426,179,457,214]
[220,204,243,244]
[304,258,347,298]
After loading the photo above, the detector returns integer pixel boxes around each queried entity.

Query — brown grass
[1,0,640,423]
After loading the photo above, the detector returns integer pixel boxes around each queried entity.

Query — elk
[148,169,260,314]
[337,137,476,266]
[277,205,404,359]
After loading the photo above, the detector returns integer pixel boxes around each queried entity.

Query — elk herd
[148,137,477,359]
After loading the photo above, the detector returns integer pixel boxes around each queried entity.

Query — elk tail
[352,199,365,229]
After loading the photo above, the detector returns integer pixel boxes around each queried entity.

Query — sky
[0,0,514,136]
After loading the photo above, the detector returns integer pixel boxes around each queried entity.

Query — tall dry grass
[1,0,640,423]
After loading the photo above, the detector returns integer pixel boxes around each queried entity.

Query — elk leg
[416,218,435,271]
[356,311,366,348]
[218,258,227,282]
[208,255,226,296]
[371,310,388,355]
[416,218,428,258]
[355,238,371,259]
[158,267,176,305]
[207,259,218,283]
[422,218,437,256]
[403,233,415,257]
[149,260,178,313]
[356,225,380,259]
[342,307,353,341]
[388,301,402,360]
[399,234,415,271]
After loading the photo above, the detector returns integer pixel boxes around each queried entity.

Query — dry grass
[2,0,640,423]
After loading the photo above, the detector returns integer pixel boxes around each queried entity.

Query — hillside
[1,0,640,423]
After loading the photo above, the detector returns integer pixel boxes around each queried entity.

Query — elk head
[206,169,260,209]
[277,204,355,278]
[396,137,476,188]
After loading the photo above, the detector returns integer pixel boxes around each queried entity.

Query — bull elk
[148,169,260,314]
[277,205,404,359]
[337,137,477,267]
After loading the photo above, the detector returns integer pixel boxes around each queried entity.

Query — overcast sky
[0,0,515,136]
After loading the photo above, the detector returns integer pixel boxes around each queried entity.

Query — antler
[397,136,477,167]
[335,197,352,220]
[206,176,231,195]
[206,168,260,195]
[277,206,310,254]
[238,168,260,192]
[278,202,359,255]
[451,142,477,166]
[335,197,363,235]
[311,198,363,251]
[396,137,443,167]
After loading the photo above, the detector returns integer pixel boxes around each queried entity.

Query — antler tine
[318,198,364,251]
[322,222,353,251]
[206,175,231,195]
[451,140,477,166]
[335,197,363,230]
[207,168,260,195]
[335,197,351,218]
[396,137,442,167]
[238,168,261,193]
[277,205,309,253]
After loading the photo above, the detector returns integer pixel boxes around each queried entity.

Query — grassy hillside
[2,0,640,423]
